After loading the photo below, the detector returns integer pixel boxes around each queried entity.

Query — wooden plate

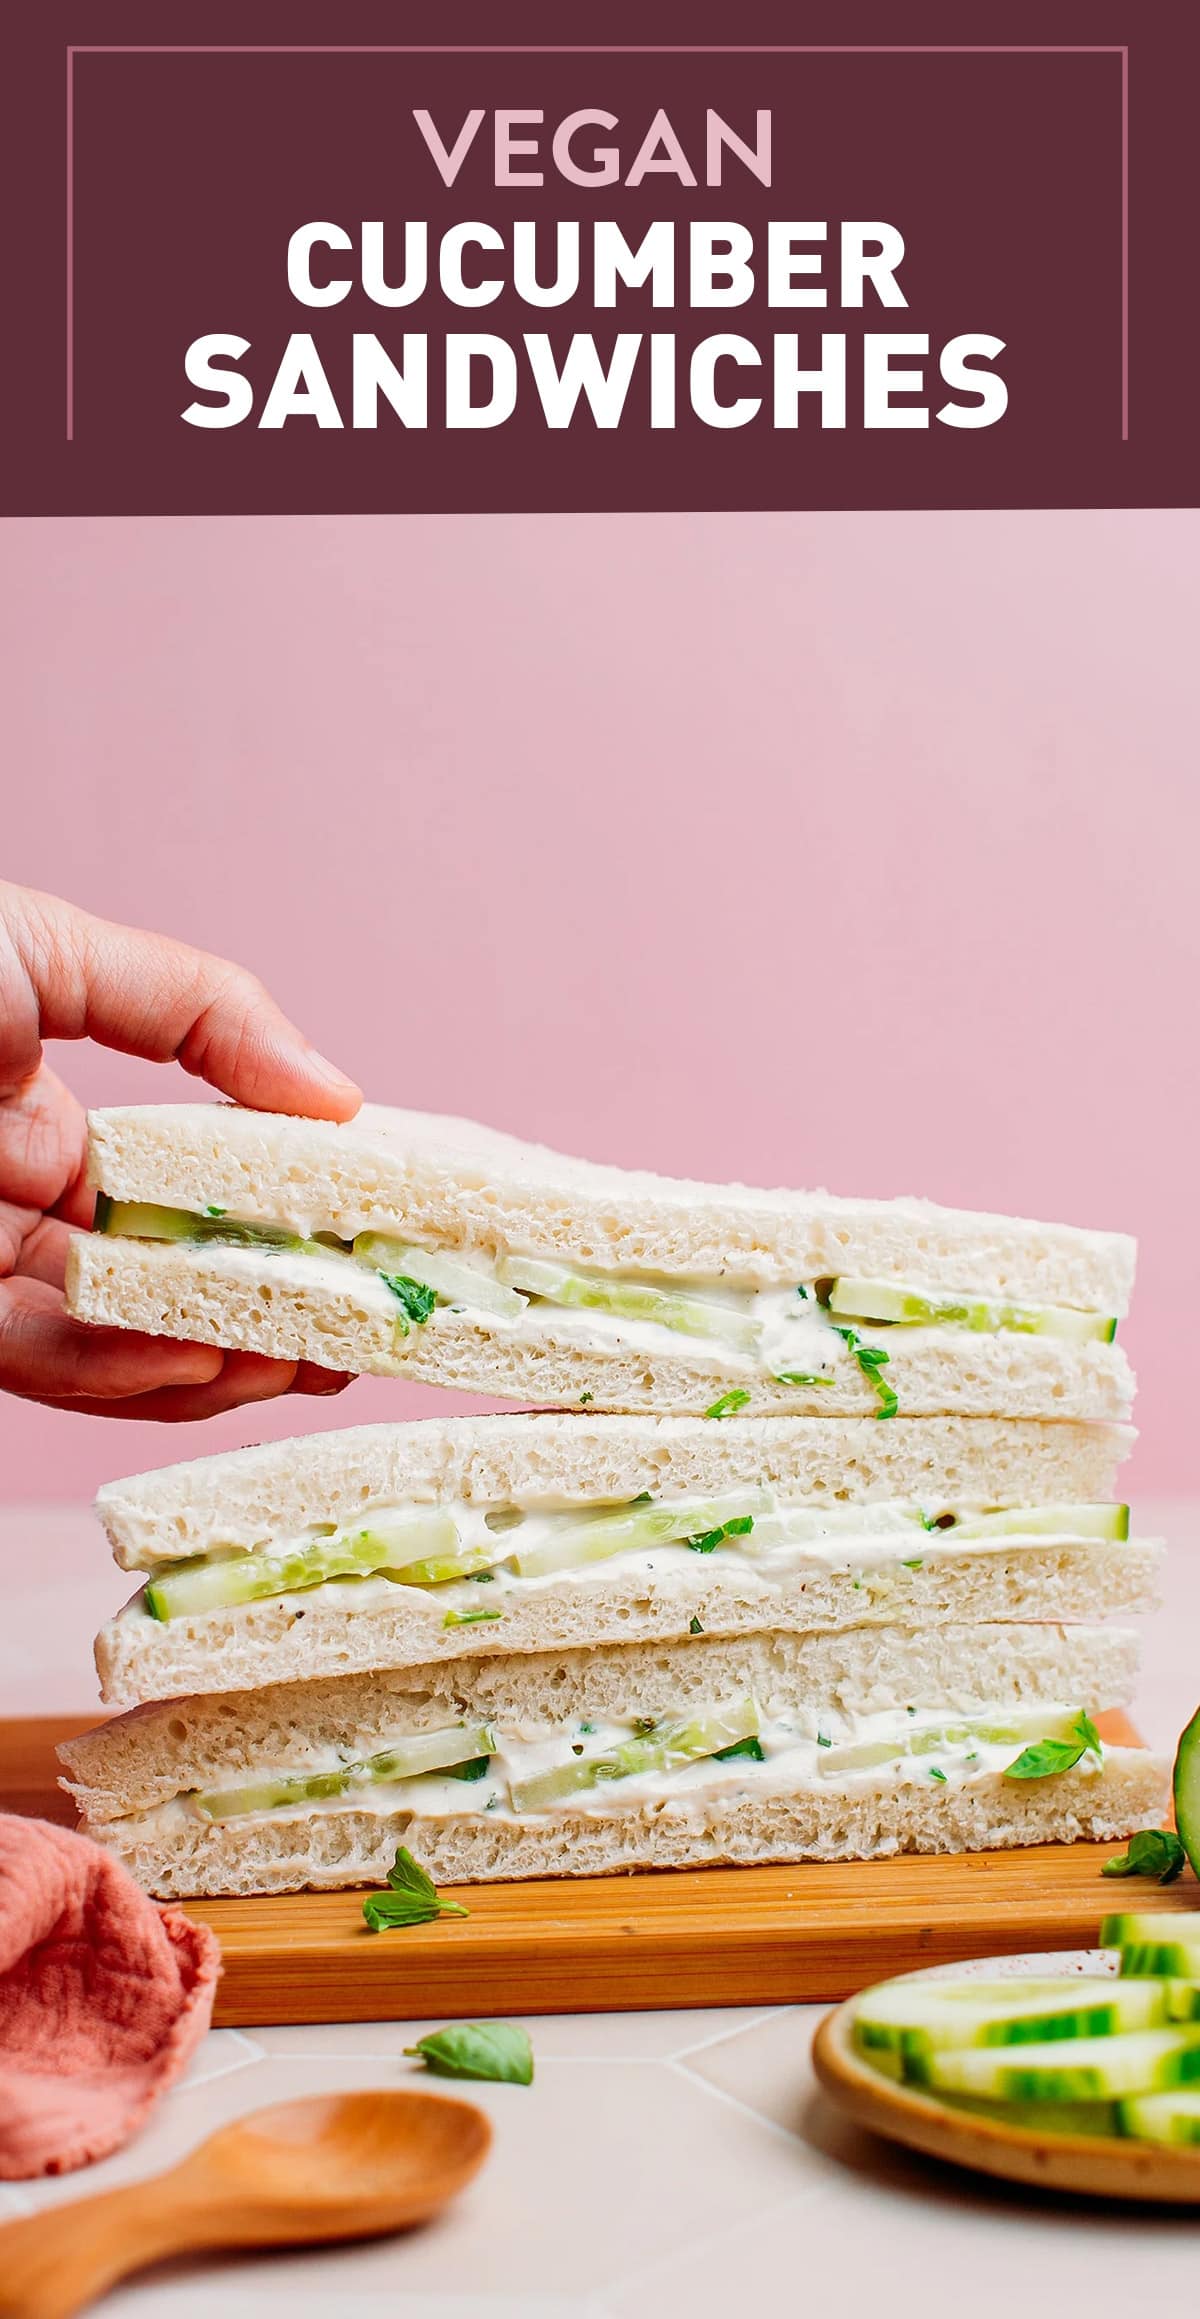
[813,1955,1200,2204]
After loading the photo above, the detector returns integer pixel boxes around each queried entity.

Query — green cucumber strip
[1118,2089,1200,2145]
[1119,1943,1200,1980]
[948,1503,1129,1542]
[818,1707,1088,1778]
[353,1234,527,1319]
[853,1976,1169,2066]
[910,2026,1200,2103]
[1102,1910,1200,1949]
[94,1199,320,1255]
[827,1276,1118,1343]
[193,1721,494,1820]
[494,1254,761,1355]
[509,1701,760,1813]
[506,1489,770,1579]
[144,1511,461,1620]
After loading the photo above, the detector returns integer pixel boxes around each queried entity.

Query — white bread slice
[94,1412,1135,1572]
[67,1236,1134,1423]
[95,1536,1161,1707]
[74,1754,1168,1901]
[81,1102,1136,1309]
[61,1621,1143,1827]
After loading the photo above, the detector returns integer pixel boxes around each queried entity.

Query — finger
[0,1062,89,1215]
[290,1363,354,1396]
[0,884,361,1119]
[33,1349,310,1423]
[12,1212,74,1290]
[0,1275,225,1401]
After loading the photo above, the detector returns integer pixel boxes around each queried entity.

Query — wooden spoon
[813,1998,1200,2204]
[0,2088,492,2319]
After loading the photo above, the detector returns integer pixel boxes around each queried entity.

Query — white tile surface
[6,1497,1198,2312]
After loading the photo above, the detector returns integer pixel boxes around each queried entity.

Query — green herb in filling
[705,1389,751,1419]
[381,1273,439,1332]
[687,1515,755,1554]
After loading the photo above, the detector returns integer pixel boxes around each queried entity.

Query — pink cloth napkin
[0,1815,220,2179]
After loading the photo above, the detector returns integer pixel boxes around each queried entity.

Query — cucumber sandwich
[65,1103,1135,1421]
[59,1622,1167,1900]
[83,1413,1159,1707]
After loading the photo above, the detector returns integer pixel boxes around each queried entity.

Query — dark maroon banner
[4,3,1199,511]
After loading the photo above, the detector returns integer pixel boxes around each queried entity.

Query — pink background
[1,510,1195,1501]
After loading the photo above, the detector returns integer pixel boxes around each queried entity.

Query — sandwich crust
[61,1620,1142,1825]
[82,1102,1137,1310]
[68,1235,1135,1423]
[93,1537,1161,1707]
[76,1753,1168,1901]
[93,1411,1134,1571]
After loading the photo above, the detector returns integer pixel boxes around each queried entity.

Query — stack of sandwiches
[59,1105,1166,1898]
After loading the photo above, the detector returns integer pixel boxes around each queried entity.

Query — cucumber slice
[509,1701,760,1813]
[1120,1943,1200,1980]
[193,1721,495,1820]
[1173,1702,1200,1882]
[854,1976,1169,2068]
[95,1198,319,1255]
[494,1254,761,1356]
[352,1235,527,1320]
[144,1510,460,1620]
[506,1489,770,1580]
[1119,2090,1200,2145]
[1102,1910,1200,1950]
[818,1707,1086,1778]
[909,2027,1200,2103]
[946,1504,1129,1542]
[826,1277,1118,1344]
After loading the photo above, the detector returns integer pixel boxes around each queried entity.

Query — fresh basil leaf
[380,1273,439,1330]
[687,1515,754,1554]
[1102,1829,1187,1884]
[405,2021,534,2085]
[704,1389,751,1420]
[361,1846,470,1931]
[387,1844,438,1902]
[1004,1712,1104,1781]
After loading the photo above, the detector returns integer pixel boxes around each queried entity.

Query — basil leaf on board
[405,2022,534,2085]
[361,1846,470,1932]
[1102,1829,1187,1884]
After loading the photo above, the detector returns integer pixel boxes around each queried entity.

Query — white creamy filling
[126,1489,1111,1629]
[103,1226,860,1375]
[131,1700,1104,1839]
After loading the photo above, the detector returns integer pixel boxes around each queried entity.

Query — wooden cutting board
[5,1712,1189,2027]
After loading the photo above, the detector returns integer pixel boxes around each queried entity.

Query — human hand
[0,882,362,1419]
